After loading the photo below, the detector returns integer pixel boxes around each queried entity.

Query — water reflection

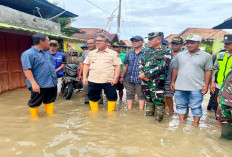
[0,89,231,157]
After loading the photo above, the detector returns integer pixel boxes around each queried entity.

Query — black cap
[171,37,184,44]
[222,35,232,44]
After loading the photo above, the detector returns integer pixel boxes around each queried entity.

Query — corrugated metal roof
[0,22,85,42]
[0,0,78,18]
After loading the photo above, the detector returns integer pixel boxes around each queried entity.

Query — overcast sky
[49,0,232,41]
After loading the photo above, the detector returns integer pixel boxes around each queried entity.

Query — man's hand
[111,78,118,86]
[83,78,88,86]
[170,82,175,91]
[217,96,221,103]
[32,83,40,94]
[119,77,124,84]
[138,74,146,80]
[143,77,150,81]
[78,74,82,82]
[210,82,216,94]
[201,86,208,95]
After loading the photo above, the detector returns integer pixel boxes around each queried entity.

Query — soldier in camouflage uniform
[216,67,232,139]
[138,32,172,122]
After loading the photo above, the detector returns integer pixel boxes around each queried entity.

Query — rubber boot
[44,102,54,115]
[29,106,39,118]
[157,105,165,122]
[89,101,99,111]
[164,98,168,108]
[108,101,116,111]
[220,123,232,140]
[146,102,155,116]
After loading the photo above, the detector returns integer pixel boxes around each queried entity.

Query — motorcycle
[60,64,82,99]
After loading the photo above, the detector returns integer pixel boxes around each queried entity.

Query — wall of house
[0,5,61,34]
[0,32,31,93]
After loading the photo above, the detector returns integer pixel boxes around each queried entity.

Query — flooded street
[0,88,231,157]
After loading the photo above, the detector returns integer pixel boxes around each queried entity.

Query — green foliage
[201,44,212,53]
[59,17,76,37]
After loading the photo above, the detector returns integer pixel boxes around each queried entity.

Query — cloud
[48,0,232,40]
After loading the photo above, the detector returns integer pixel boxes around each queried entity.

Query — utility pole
[117,0,122,40]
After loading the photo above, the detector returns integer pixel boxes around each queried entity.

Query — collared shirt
[173,50,213,91]
[50,51,66,78]
[139,46,172,80]
[83,48,122,83]
[124,48,145,83]
[21,46,58,88]
[79,50,90,63]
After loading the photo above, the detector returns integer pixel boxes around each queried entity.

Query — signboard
[63,40,84,52]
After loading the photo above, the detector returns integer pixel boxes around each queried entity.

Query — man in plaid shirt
[120,36,145,110]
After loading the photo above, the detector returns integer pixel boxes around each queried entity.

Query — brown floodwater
[0,88,231,157]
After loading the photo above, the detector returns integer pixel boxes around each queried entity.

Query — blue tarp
[213,19,232,29]
[0,0,78,18]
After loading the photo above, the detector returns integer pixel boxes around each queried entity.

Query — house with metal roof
[0,0,84,93]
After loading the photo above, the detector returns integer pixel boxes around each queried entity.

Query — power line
[122,0,133,36]
[85,0,111,15]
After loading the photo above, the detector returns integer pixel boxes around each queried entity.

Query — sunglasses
[50,44,57,47]
[131,40,140,43]
[171,43,182,45]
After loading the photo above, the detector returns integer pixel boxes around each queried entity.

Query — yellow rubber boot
[89,101,99,111]
[29,107,39,118]
[164,98,168,108]
[108,101,116,111]
[44,102,54,115]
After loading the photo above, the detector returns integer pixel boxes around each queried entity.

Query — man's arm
[111,65,120,86]
[24,69,40,93]
[210,60,219,93]
[119,64,128,83]
[170,68,178,91]
[83,64,90,86]
[56,64,65,72]
[144,53,172,79]
[202,70,212,95]
[78,62,83,81]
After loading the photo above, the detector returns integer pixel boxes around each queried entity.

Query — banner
[63,40,84,52]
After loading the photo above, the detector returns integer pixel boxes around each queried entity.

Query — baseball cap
[112,42,122,47]
[222,34,232,44]
[81,44,88,49]
[50,40,58,45]
[130,36,144,41]
[146,32,164,39]
[162,39,169,45]
[186,35,202,42]
[171,37,184,44]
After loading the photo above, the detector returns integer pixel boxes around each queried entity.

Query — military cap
[146,32,164,39]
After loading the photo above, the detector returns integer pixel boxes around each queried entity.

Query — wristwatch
[114,76,119,79]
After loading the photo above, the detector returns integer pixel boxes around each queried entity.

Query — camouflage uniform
[139,45,172,121]
[216,67,232,125]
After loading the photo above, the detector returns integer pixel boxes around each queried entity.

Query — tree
[59,17,76,37]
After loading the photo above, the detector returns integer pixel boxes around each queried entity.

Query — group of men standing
[21,32,232,134]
